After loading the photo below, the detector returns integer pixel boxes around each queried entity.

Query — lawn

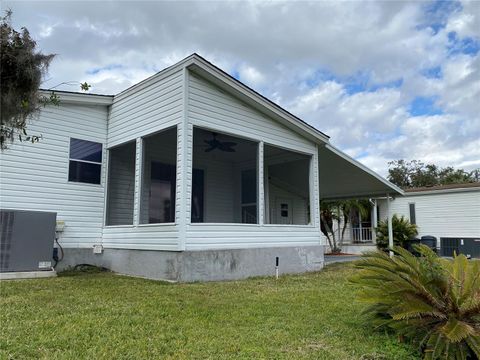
[0,263,419,359]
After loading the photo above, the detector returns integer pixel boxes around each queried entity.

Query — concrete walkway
[324,255,361,264]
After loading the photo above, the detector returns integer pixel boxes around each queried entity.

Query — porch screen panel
[106,141,136,225]
[264,145,311,225]
[140,127,178,224]
[191,127,258,224]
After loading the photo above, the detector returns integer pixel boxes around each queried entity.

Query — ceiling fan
[204,132,237,152]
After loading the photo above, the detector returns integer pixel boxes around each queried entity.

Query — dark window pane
[69,161,101,184]
[409,203,416,225]
[191,169,204,223]
[242,205,257,224]
[241,169,256,204]
[149,162,176,223]
[70,138,102,162]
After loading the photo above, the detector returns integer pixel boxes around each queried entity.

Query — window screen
[69,138,102,184]
[409,203,416,225]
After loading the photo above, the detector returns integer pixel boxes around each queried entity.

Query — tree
[351,246,480,359]
[0,10,56,150]
[375,214,418,249]
[387,160,479,188]
[0,10,90,151]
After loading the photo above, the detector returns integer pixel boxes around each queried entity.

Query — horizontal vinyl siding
[188,73,316,154]
[186,224,320,250]
[378,191,480,239]
[0,104,108,248]
[108,69,184,147]
[102,225,179,250]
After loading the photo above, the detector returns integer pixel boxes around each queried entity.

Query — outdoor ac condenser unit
[0,209,56,272]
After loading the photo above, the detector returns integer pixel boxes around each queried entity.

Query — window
[191,169,205,223]
[149,162,176,223]
[69,138,102,184]
[409,203,416,225]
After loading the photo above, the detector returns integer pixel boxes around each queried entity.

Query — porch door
[275,198,293,224]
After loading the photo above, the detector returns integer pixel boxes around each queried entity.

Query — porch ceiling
[318,144,403,200]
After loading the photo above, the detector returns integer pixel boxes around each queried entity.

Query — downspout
[369,198,377,243]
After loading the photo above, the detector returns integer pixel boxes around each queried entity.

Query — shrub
[376,214,418,249]
[351,245,480,359]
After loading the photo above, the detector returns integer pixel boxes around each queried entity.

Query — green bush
[376,214,418,249]
[351,245,480,359]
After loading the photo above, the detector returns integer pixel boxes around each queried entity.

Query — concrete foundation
[327,244,377,255]
[57,246,325,282]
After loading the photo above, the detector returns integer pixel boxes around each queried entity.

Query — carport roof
[318,144,404,200]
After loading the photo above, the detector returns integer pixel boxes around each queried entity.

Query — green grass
[0,263,418,359]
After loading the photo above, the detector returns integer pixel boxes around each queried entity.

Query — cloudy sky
[4,0,480,175]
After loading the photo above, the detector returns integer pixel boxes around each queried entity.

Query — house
[0,54,403,281]
[330,183,480,257]
[377,183,480,258]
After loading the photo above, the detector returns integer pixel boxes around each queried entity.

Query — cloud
[4,0,480,176]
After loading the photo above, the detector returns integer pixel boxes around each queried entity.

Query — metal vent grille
[0,211,15,270]
[440,238,460,257]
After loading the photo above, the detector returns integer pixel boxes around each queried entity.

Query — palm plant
[321,199,372,253]
[376,214,418,249]
[351,245,480,359]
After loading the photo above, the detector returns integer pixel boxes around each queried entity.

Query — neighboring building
[377,183,480,257]
[0,54,402,281]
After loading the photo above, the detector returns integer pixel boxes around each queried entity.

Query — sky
[3,0,480,176]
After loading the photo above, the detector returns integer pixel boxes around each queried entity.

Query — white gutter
[39,90,113,106]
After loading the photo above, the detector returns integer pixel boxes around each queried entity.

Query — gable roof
[44,53,403,198]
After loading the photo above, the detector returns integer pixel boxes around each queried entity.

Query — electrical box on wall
[0,209,56,272]
[93,244,103,254]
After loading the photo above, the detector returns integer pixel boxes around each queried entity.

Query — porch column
[258,141,265,225]
[133,137,143,226]
[386,193,394,257]
[177,67,192,250]
[372,199,377,243]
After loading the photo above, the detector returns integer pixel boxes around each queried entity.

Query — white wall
[378,190,480,240]
[108,69,184,147]
[0,103,108,248]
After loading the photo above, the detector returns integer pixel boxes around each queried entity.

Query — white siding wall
[102,70,184,251]
[108,69,184,147]
[186,71,321,250]
[268,183,308,224]
[378,191,480,239]
[0,103,108,248]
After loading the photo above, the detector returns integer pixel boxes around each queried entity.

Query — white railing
[352,227,373,243]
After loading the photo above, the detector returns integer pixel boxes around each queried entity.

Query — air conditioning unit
[0,209,56,272]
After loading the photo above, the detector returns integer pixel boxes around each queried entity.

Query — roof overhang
[318,143,404,200]
[39,89,113,106]
[184,55,330,145]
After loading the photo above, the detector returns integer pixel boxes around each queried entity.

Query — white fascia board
[39,90,113,106]
[185,58,330,145]
[404,187,480,196]
[325,143,404,196]
[113,55,198,102]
